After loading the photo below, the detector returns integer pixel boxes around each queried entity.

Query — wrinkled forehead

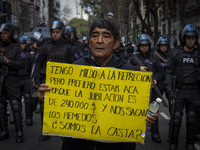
[91,27,113,36]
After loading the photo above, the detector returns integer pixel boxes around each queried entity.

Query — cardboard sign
[43,62,152,143]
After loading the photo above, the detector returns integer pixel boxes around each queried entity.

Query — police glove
[168,91,176,101]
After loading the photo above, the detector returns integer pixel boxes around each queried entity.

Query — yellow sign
[43,62,152,143]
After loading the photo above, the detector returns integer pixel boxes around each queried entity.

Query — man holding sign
[38,19,158,150]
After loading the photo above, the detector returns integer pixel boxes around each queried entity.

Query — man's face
[71,32,74,40]
[89,27,119,60]
[1,31,10,42]
[33,42,37,49]
[20,43,26,49]
[185,36,196,48]
[159,44,168,53]
[139,44,149,53]
[83,40,88,45]
[51,30,62,41]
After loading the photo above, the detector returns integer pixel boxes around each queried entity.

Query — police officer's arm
[5,46,25,70]
[33,46,46,85]
[152,56,165,83]
[164,53,176,100]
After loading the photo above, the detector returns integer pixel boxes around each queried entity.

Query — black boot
[0,131,9,140]
[185,144,194,150]
[16,131,23,143]
[151,119,161,143]
[26,118,33,126]
[24,94,33,126]
[186,111,196,150]
[0,103,9,140]
[169,144,178,150]
[39,135,50,141]
[195,134,200,141]
[10,100,23,143]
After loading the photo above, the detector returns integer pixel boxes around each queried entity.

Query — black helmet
[33,31,45,47]
[180,24,198,45]
[63,25,73,39]
[50,20,64,31]
[157,36,169,45]
[18,36,27,44]
[0,23,14,37]
[138,34,151,46]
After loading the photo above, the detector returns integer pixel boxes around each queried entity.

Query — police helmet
[50,20,64,31]
[157,36,169,45]
[33,31,45,47]
[0,23,14,37]
[63,25,72,39]
[138,34,151,46]
[18,36,27,44]
[180,24,199,45]
[82,36,88,41]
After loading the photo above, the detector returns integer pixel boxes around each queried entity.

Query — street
[1,99,200,150]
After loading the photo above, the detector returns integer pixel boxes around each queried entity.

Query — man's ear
[114,39,120,50]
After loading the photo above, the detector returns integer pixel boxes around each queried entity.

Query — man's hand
[140,66,147,71]
[38,84,51,101]
[151,80,157,87]
[146,113,158,126]
[4,56,9,64]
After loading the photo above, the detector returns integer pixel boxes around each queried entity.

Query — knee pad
[187,111,197,126]
[24,94,31,99]
[173,112,182,127]
[10,100,21,112]
[24,94,31,103]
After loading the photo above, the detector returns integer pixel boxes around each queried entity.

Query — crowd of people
[0,18,200,150]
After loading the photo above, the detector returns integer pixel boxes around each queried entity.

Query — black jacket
[130,51,164,82]
[73,53,140,71]
[33,38,74,85]
[164,46,200,95]
[1,41,25,76]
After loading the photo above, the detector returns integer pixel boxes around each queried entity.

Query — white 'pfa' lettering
[183,58,194,63]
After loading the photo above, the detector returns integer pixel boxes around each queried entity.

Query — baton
[153,83,168,108]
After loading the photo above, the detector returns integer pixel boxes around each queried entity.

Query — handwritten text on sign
[43,62,152,143]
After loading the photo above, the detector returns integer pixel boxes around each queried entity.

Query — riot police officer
[156,36,171,110]
[165,24,200,150]
[31,31,46,113]
[33,20,74,141]
[18,36,34,126]
[130,34,164,143]
[82,36,90,55]
[0,23,25,143]
[63,25,84,61]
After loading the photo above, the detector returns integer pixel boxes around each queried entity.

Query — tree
[79,0,131,40]
[132,0,164,45]
[69,18,90,38]
[60,6,72,25]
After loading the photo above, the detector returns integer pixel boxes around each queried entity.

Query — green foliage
[69,18,90,38]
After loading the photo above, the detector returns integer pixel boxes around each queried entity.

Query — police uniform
[129,34,164,143]
[18,45,33,126]
[34,37,74,141]
[0,39,25,143]
[165,24,200,150]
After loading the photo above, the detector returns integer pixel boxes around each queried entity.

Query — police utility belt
[179,83,198,89]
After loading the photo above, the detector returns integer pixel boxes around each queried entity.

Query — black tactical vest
[174,48,199,84]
